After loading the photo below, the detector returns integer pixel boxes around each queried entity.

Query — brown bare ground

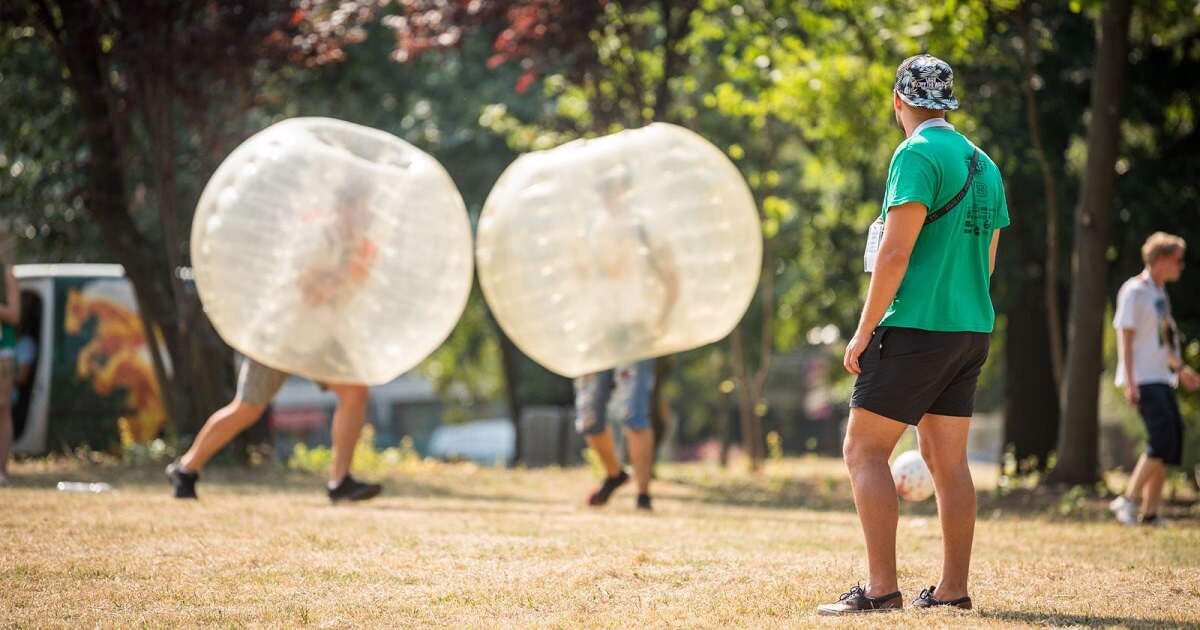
[1,457,1196,628]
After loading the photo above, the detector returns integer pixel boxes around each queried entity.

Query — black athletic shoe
[328,475,382,503]
[165,462,198,500]
[636,493,653,511]
[816,584,903,615]
[587,470,630,506]
[912,586,972,610]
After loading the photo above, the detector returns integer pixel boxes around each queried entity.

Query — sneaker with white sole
[1108,495,1138,526]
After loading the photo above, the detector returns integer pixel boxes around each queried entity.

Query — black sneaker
[912,586,972,610]
[816,584,902,615]
[328,475,382,503]
[636,493,653,511]
[587,470,629,506]
[1139,513,1170,528]
[165,462,198,499]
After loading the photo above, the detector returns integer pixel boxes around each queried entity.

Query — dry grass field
[1,457,1197,628]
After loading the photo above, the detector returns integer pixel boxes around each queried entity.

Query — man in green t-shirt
[818,54,1008,615]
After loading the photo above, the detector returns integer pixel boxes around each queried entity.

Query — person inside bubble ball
[166,184,382,503]
[588,162,679,343]
[573,162,679,512]
[294,185,379,308]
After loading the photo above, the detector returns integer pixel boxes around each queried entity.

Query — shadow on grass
[980,609,1188,628]
[665,472,923,515]
[9,459,1196,525]
[665,473,1198,524]
[358,501,577,518]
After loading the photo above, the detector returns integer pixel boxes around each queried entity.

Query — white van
[11,264,139,455]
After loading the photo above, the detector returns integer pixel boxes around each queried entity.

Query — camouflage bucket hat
[894,54,959,111]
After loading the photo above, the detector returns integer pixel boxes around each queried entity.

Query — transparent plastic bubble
[476,123,762,377]
[191,117,473,385]
[891,450,934,501]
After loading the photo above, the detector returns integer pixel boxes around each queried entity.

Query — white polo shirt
[1113,272,1180,387]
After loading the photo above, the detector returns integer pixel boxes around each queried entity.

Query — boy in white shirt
[1109,232,1199,526]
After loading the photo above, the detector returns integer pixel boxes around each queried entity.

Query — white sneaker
[1109,495,1138,526]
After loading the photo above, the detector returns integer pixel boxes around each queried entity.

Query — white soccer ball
[891,449,934,501]
[475,123,763,377]
[192,117,473,385]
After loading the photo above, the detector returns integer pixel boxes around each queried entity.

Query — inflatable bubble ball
[476,122,762,378]
[191,117,473,385]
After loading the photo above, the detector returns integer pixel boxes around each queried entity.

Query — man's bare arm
[989,229,1001,277]
[844,201,925,374]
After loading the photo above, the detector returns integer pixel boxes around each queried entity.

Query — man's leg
[1139,458,1167,518]
[1123,453,1152,500]
[576,370,627,505]
[616,360,656,498]
[624,428,653,495]
[1134,384,1180,520]
[843,407,909,598]
[327,384,369,486]
[0,406,10,481]
[179,400,267,472]
[577,369,618,474]
[585,428,623,478]
[916,413,975,602]
[179,358,283,472]
[0,359,12,480]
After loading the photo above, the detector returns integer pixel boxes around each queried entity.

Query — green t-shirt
[877,123,1009,333]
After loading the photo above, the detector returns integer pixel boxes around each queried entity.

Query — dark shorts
[1137,383,1184,466]
[851,326,990,426]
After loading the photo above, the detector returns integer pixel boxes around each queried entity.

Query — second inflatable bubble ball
[476,123,762,378]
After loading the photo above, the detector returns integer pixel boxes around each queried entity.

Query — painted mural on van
[62,277,166,444]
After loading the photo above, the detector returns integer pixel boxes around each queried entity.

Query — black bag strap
[923,148,980,226]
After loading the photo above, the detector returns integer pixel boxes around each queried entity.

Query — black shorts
[851,326,990,425]
[1136,383,1184,466]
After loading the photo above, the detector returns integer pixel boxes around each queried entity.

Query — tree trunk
[494,317,524,465]
[1004,279,1061,470]
[645,0,691,462]
[1017,4,1065,389]
[729,325,763,470]
[1049,0,1133,486]
[54,0,237,440]
[56,1,177,423]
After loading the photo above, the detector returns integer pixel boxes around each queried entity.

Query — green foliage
[288,425,425,476]
[0,25,107,261]
[766,430,783,462]
[1055,482,1112,516]
[120,438,173,466]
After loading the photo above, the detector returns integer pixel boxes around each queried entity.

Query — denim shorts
[573,359,655,436]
